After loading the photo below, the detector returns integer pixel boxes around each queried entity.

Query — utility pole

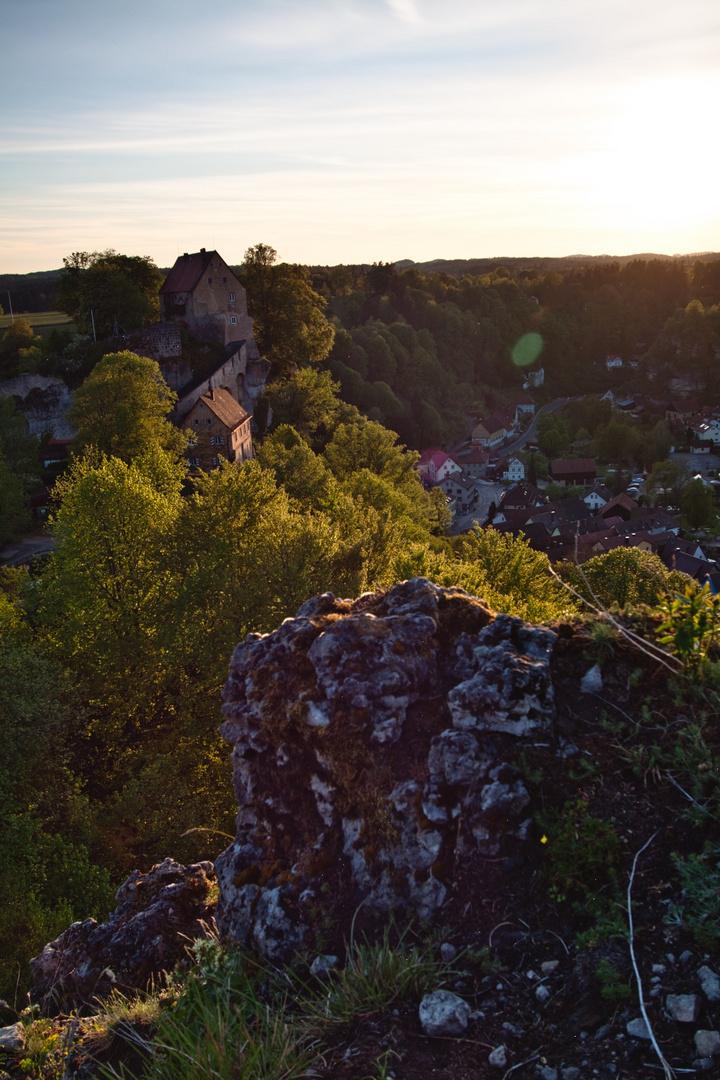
[6,291,13,323]
[90,309,97,342]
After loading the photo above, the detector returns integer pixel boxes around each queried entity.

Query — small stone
[537,1067,558,1080]
[679,949,695,966]
[694,1030,720,1057]
[581,664,603,694]
[561,1069,581,1080]
[418,989,470,1037]
[440,942,457,963]
[0,1024,24,1052]
[666,993,700,1023]
[626,1017,652,1040]
[488,1045,507,1068]
[697,965,720,1002]
[527,968,539,981]
[503,1021,524,1036]
[692,1058,716,1073]
[651,964,666,975]
[666,953,676,964]
[541,960,560,975]
[535,983,552,1004]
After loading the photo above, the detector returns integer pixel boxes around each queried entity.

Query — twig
[547,564,682,673]
[501,1052,542,1079]
[627,831,676,1080]
[665,771,717,820]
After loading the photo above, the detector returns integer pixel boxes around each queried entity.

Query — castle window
[223,276,228,284]
[207,277,212,285]
[230,315,238,325]
[229,292,236,301]
[212,456,221,467]
[211,435,223,446]
[189,456,200,467]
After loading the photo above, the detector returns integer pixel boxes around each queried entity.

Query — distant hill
[393,252,720,277]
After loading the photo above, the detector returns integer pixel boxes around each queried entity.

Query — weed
[584,620,620,663]
[657,584,720,666]
[594,958,632,1003]
[307,925,440,1023]
[538,799,624,941]
[666,843,720,949]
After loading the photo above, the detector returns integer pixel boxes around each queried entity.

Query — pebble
[626,1017,652,1040]
[694,1030,720,1057]
[418,989,470,1037]
[697,965,720,1002]
[542,960,560,975]
[535,983,552,1004]
[488,1045,507,1068]
[665,993,700,1022]
[440,942,457,963]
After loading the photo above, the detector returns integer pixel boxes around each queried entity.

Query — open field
[0,311,75,336]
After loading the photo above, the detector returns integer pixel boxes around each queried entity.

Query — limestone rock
[694,1030,720,1057]
[215,579,557,959]
[666,993,700,1022]
[29,859,216,1013]
[488,1044,508,1067]
[626,1017,652,1039]
[698,965,720,1002]
[0,1023,25,1052]
[418,989,471,1036]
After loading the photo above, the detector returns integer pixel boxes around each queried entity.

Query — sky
[2,0,720,273]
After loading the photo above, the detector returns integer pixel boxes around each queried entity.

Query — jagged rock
[698,965,720,1001]
[215,579,557,959]
[29,859,216,1013]
[0,1023,24,1052]
[580,663,603,694]
[418,989,471,1036]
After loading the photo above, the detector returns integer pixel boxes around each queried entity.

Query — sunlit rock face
[215,578,557,961]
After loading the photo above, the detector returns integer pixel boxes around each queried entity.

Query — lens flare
[511,332,543,367]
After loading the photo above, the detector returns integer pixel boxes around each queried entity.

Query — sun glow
[599,75,720,229]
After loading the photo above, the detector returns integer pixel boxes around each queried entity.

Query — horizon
[2,1,719,275]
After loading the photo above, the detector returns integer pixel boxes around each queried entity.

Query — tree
[0,317,43,379]
[0,396,41,543]
[56,250,163,338]
[39,455,185,749]
[68,351,185,464]
[256,424,334,507]
[240,244,335,373]
[265,367,361,449]
[681,477,718,530]
[646,459,692,507]
[537,413,571,458]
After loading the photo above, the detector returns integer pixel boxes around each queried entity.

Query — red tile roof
[161,249,216,294]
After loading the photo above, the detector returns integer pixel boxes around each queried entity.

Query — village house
[438,470,477,513]
[416,448,461,486]
[471,405,517,447]
[548,457,597,487]
[583,483,612,512]
[184,386,254,471]
[500,456,525,483]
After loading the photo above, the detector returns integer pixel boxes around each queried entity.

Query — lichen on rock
[215,578,557,960]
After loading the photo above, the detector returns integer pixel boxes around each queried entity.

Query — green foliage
[667,844,720,948]
[0,317,44,379]
[681,476,718,530]
[657,583,720,666]
[56,250,163,338]
[558,548,689,610]
[594,958,631,1003]
[265,367,361,449]
[68,351,185,464]
[538,799,622,927]
[240,243,335,374]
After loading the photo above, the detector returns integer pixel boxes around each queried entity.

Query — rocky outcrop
[215,578,557,961]
[0,373,74,437]
[29,859,216,1014]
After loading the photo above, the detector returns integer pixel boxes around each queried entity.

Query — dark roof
[549,457,597,477]
[192,386,251,429]
[499,482,543,510]
[161,249,216,294]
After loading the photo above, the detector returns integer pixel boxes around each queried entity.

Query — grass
[0,311,75,336]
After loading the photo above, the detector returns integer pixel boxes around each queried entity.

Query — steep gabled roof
[193,387,251,430]
[161,249,217,294]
